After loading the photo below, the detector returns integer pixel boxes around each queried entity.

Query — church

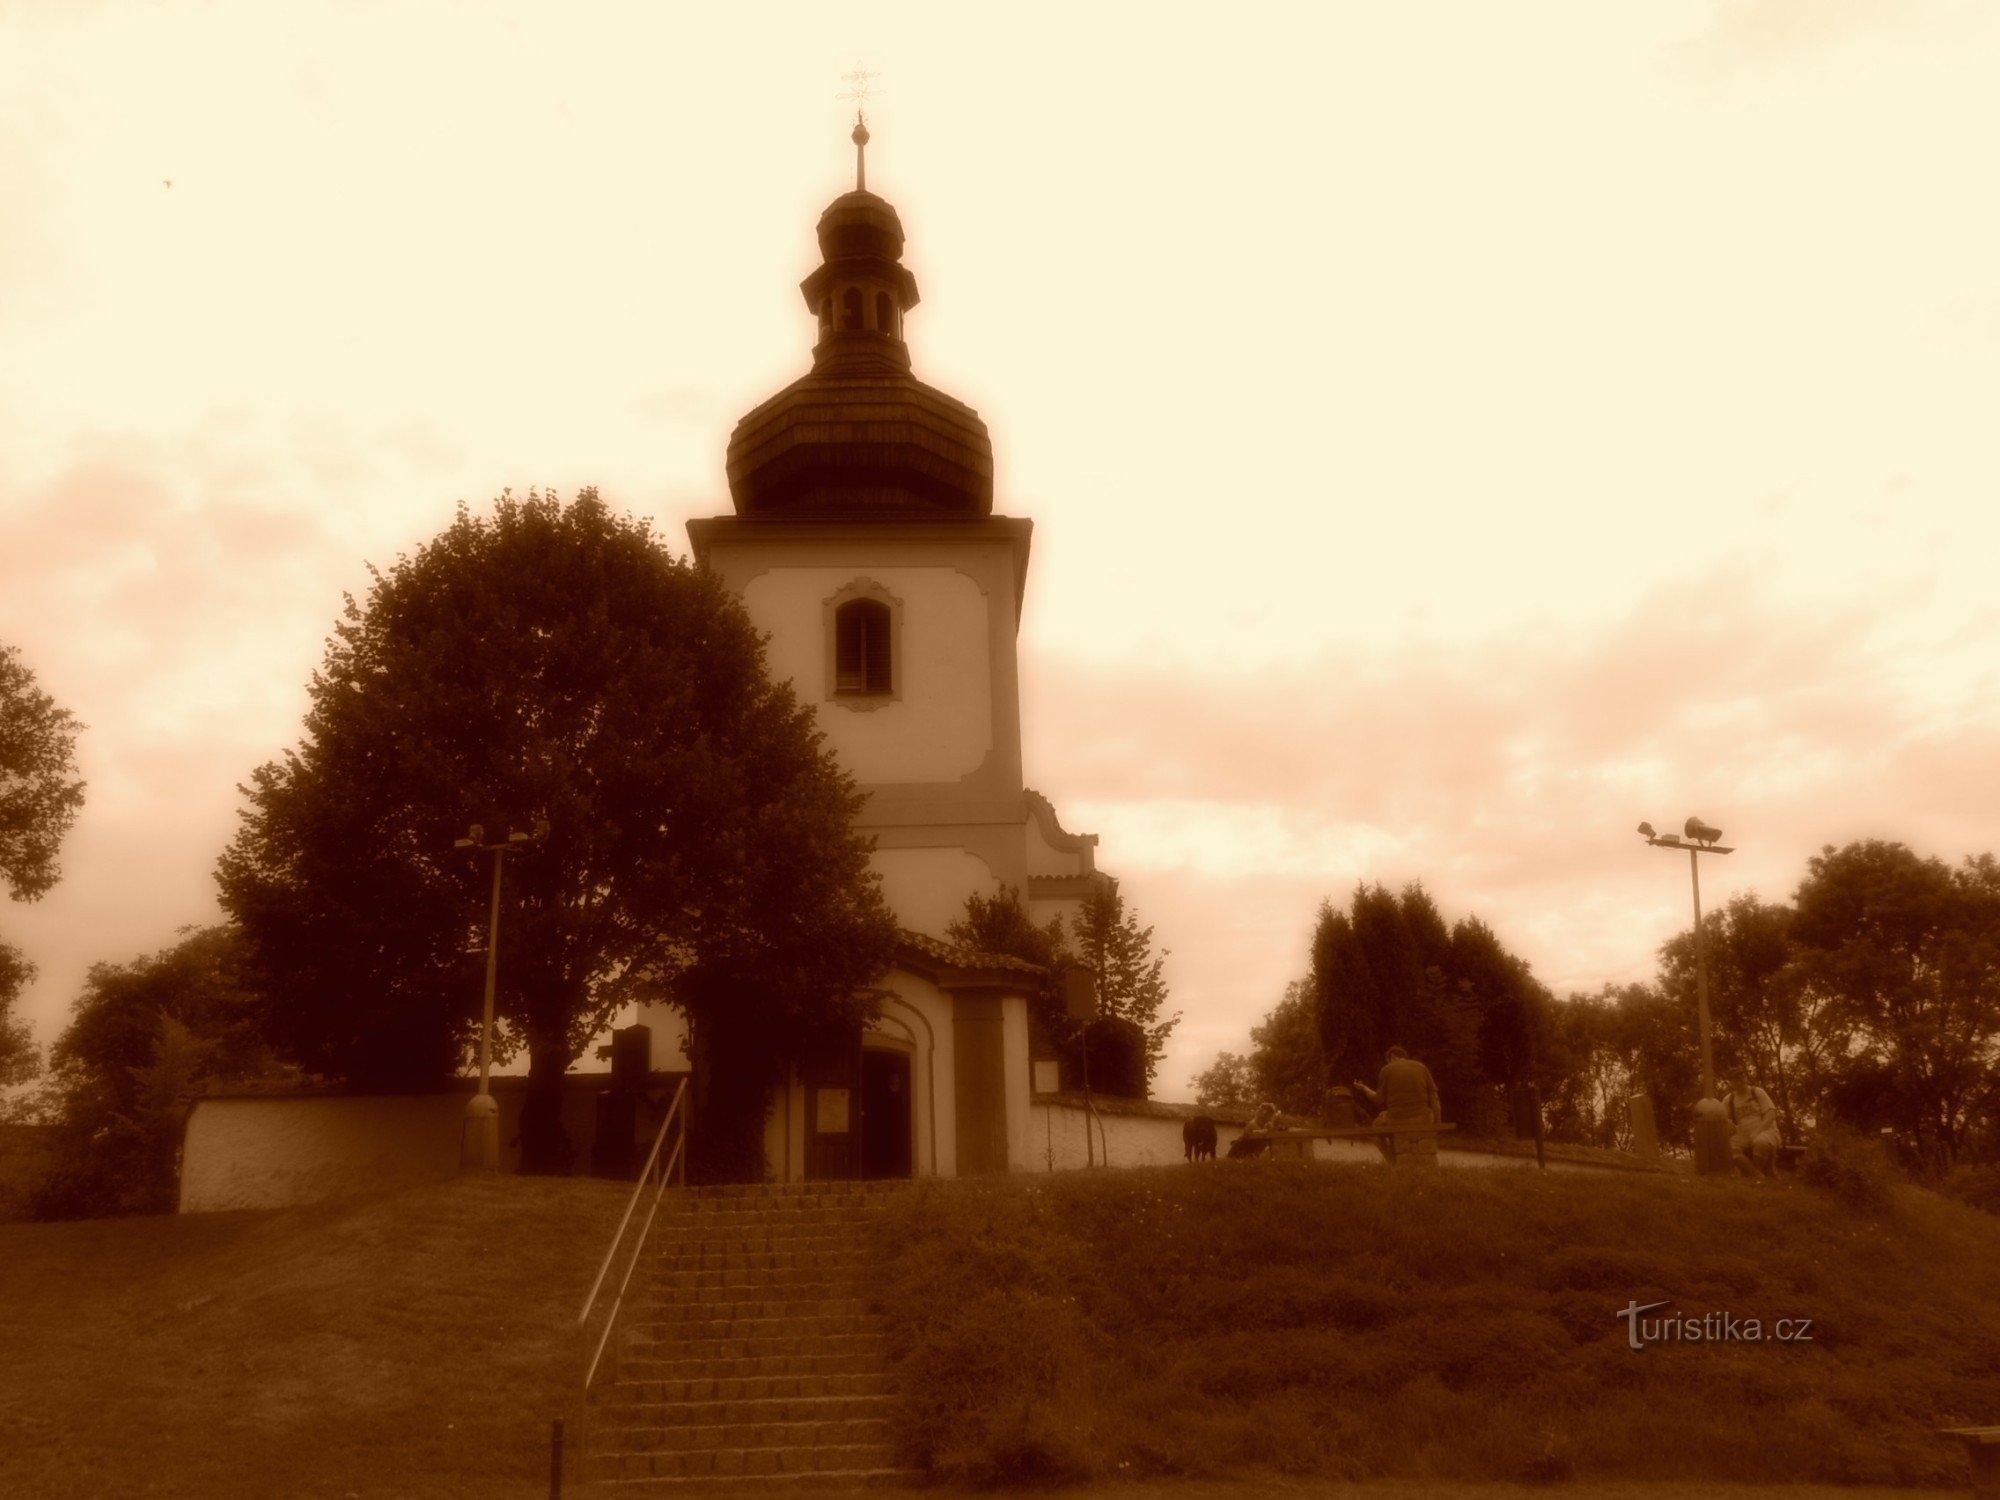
[635,121,1113,1182]
[177,127,1153,1213]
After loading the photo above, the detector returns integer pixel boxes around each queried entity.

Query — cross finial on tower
[837,64,881,191]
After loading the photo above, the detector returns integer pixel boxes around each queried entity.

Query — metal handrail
[579,1076,688,1392]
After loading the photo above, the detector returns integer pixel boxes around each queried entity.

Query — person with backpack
[1724,1075,1782,1178]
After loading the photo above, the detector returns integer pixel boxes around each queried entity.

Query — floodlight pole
[1638,820,1735,1174]
[455,820,548,1171]
[1688,848,1720,1104]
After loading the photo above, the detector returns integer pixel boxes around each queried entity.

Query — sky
[3,0,1998,1102]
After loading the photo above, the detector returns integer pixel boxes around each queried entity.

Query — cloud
[1676,0,1909,70]
[1025,570,2000,1096]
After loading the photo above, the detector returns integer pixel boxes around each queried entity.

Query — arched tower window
[824,579,902,707]
[875,291,895,338]
[841,287,863,330]
[835,599,892,694]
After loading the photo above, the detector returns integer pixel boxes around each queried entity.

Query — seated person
[1724,1075,1782,1179]
[1226,1100,1283,1158]
[1352,1045,1440,1163]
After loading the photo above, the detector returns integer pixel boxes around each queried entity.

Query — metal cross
[837,64,881,123]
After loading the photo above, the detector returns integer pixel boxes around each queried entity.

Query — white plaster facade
[743,565,995,787]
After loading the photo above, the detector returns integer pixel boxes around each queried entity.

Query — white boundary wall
[1027,1097,1657,1176]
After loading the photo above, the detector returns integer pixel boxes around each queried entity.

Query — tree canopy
[216,490,898,1178]
[30,925,289,1218]
[0,643,85,1103]
[1,643,86,905]
[947,883,1177,1098]
[1788,841,2000,1169]
[1312,883,1549,1135]
[1073,886,1178,1091]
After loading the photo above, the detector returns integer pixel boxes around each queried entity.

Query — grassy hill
[0,1175,626,1500]
[4,1161,1996,1498]
[877,1162,2000,1489]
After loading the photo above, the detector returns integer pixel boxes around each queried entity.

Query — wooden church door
[802,1031,860,1181]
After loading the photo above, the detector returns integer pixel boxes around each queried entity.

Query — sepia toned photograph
[2,4,1998,1497]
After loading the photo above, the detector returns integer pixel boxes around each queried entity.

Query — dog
[1182,1114,1217,1162]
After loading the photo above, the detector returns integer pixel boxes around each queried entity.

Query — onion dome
[725,125,994,519]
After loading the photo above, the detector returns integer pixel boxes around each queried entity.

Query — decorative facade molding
[821,576,904,711]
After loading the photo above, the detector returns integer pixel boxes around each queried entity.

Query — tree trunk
[518,1040,575,1176]
[686,1018,773,1186]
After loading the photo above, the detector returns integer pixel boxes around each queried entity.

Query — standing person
[1352,1046,1441,1165]
[1724,1075,1782,1178]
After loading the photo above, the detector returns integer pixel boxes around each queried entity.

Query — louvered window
[834,599,892,695]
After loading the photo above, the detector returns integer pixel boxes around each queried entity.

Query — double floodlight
[1637,817,1731,852]
[455,819,551,852]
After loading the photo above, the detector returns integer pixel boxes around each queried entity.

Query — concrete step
[684,1192,912,1208]
[649,1249,874,1275]
[636,1296,872,1320]
[640,1272,868,1296]
[595,1394,894,1429]
[585,1468,920,1492]
[621,1332,890,1367]
[660,1197,896,1219]
[592,1415,893,1455]
[631,1303,876,1332]
[586,1442,901,1482]
[617,1350,891,1382]
[649,1234,880,1258]
[612,1371,894,1404]
[652,1224,880,1248]
[623,1327,886,1357]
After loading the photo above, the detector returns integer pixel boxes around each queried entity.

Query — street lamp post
[1637,817,1735,1175]
[455,820,548,1171]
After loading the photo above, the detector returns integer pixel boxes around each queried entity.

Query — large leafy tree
[1,643,86,905]
[1246,978,1324,1116]
[1540,981,1700,1151]
[1,643,86,1101]
[1788,841,2000,1170]
[1,944,38,1105]
[216,491,898,1179]
[1654,892,1840,1138]
[30,925,288,1218]
[1191,1050,1257,1110]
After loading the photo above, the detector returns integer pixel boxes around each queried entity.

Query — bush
[1943,1163,2000,1217]
[1799,1127,1901,1216]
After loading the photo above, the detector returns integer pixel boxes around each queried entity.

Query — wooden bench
[1238,1123,1457,1165]
[1939,1426,2000,1498]
[1776,1143,1809,1172]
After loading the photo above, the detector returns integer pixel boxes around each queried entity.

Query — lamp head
[1637,822,1655,839]
[1685,817,1723,846]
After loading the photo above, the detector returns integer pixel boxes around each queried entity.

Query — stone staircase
[582,1181,918,1489]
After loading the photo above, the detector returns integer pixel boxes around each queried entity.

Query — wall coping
[197,1070,691,1103]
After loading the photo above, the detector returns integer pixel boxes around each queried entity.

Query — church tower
[690,123,1035,935]
[684,123,1106,1181]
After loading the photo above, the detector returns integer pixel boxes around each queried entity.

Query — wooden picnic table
[1239,1122,1457,1164]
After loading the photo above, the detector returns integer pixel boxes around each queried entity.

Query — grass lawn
[878,1162,2000,1490]
[0,1174,627,1500]
[3,1164,1993,1497]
